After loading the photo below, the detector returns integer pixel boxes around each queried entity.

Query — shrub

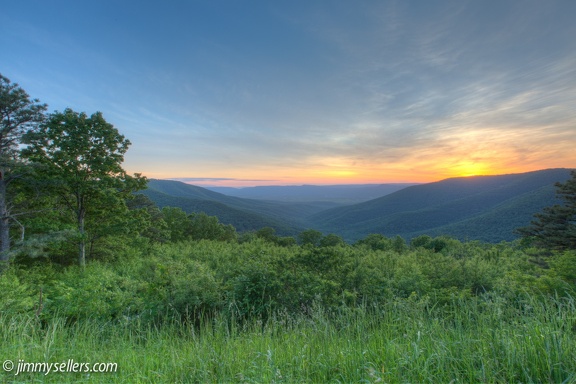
[0,268,36,314]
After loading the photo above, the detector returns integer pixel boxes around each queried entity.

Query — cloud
[137,1,576,181]
[166,177,237,182]
[166,177,276,183]
[164,177,279,187]
[5,0,576,183]
[105,3,575,173]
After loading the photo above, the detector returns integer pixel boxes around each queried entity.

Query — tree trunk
[0,174,11,262]
[78,207,86,268]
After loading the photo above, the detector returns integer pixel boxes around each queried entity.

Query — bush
[43,263,145,321]
[135,257,221,322]
[0,268,36,314]
[229,263,282,321]
[2,234,566,327]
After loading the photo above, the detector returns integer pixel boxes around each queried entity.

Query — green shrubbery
[2,235,575,325]
[2,232,576,383]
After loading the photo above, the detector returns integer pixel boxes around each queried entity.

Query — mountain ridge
[142,168,573,243]
[308,168,573,242]
[205,183,418,203]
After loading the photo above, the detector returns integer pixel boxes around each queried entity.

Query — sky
[2,0,576,186]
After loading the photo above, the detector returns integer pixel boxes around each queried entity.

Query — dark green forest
[144,169,573,243]
[2,74,576,382]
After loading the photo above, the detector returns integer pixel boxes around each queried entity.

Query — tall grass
[1,293,575,383]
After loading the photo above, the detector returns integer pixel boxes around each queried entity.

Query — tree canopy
[517,170,576,251]
[22,108,146,266]
[0,74,47,259]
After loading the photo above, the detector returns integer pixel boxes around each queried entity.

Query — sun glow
[142,144,567,187]
[452,161,493,177]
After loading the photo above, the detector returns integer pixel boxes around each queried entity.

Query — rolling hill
[140,180,342,235]
[141,169,573,243]
[139,188,298,233]
[206,183,417,203]
[308,168,573,242]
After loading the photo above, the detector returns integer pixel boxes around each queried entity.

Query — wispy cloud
[3,0,575,185]
[166,177,278,187]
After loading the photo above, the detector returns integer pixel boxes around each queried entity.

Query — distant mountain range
[141,180,337,235]
[141,168,573,242]
[206,183,417,203]
[308,168,572,242]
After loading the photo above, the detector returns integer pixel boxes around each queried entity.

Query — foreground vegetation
[2,292,575,383]
[1,238,576,382]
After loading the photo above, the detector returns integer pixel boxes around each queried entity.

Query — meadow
[1,237,576,383]
[1,294,575,383]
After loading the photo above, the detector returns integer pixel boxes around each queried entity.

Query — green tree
[255,227,278,243]
[22,108,146,266]
[276,236,297,247]
[188,212,237,242]
[517,170,576,251]
[128,194,169,243]
[161,207,190,242]
[355,234,392,251]
[319,233,345,247]
[0,74,46,260]
[298,229,323,247]
[392,235,407,253]
[411,235,433,249]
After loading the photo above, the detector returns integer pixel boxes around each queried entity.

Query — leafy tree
[255,227,278,243]
[355,234,392,251]
[411,235,433,249]
[392,235,408,253]
[298,229,323,247]
[0,74,46,260]
[319,233,345,247]
[162,207,190,242]
[22,108,146,266]
[127,194,169,243]
[517,170,576,251]
[276,236,297,247]
[188,212,237,242]
[159,208,237,243]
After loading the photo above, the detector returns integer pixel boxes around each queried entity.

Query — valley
[143,168,573,243]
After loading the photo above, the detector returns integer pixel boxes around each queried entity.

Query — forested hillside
[141,188,303,234]
[142,169,573,243]
[206,183,417,203]
[142,179,342,235]
[309,168,572,242]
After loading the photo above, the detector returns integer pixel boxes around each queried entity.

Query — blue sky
[2,0,576,186]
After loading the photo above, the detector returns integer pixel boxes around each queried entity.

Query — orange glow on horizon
[136,167,564,187]
[127,146,573,187]
[444,161,495,178]
[136,163,565,187]
[123,116,576,188]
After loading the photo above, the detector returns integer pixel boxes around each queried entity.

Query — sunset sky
[2,1,575,186]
